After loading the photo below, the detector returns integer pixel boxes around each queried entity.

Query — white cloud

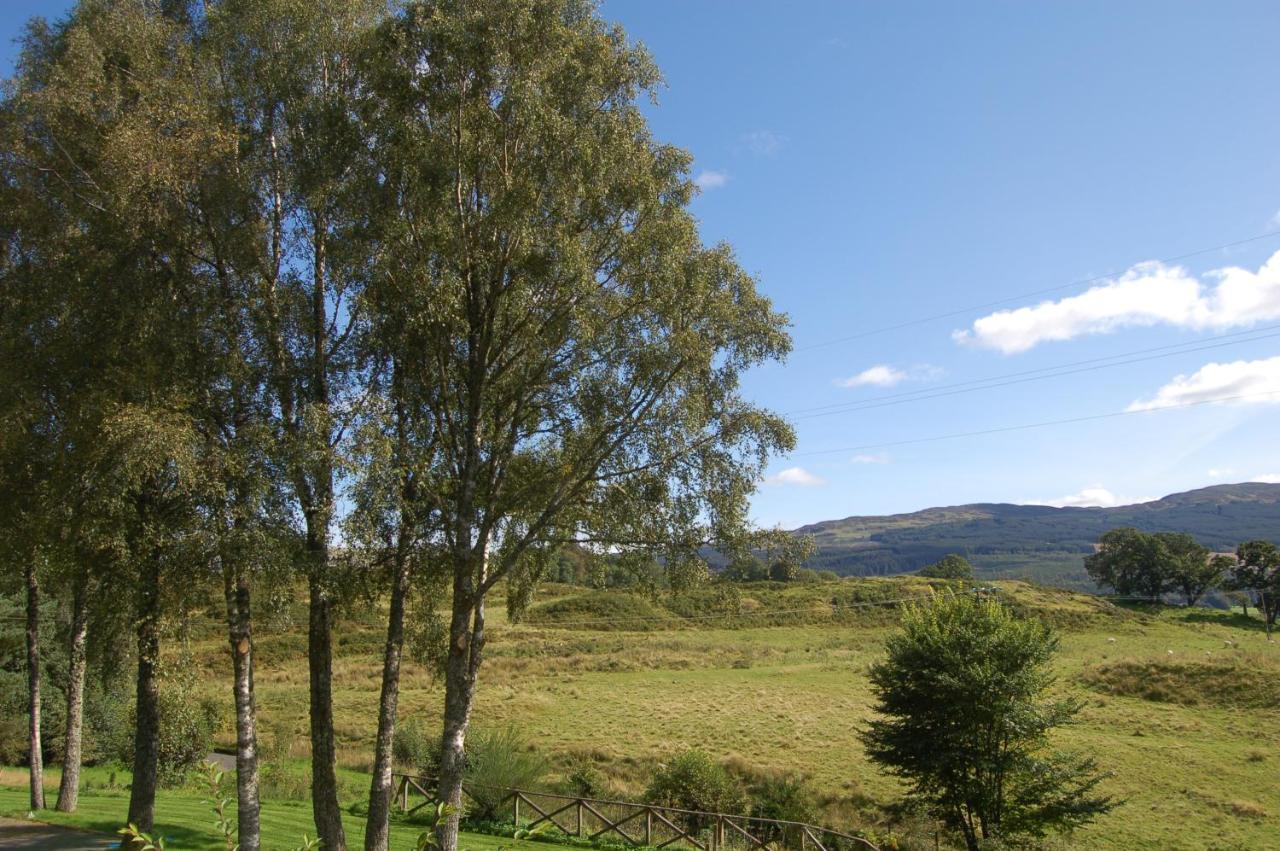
[836,363,941,389]
[851,453,891,465]
[1251,473,1280,483]
[694,169,728,190]
[1032,486,1152,508]
[742,130,785,156]
[764,466,826,487]
[1207,467,1236,479]
[838,365,907,388]
[954,249,1280,353]
[1126,355,1280,411]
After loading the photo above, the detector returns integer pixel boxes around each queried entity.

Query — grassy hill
[795,482,1280,588]
[8,576,1274,850]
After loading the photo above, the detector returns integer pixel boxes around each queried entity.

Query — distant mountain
[796,483,1280,590]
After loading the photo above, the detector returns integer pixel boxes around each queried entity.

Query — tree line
[1085,528,1280,631]
[0,2,794,850]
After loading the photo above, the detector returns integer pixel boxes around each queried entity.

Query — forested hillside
[796,483,1280,587]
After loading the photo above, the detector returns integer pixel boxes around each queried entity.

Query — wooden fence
[393,774,879,851]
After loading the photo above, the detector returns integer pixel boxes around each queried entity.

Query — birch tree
[361,4,794,849]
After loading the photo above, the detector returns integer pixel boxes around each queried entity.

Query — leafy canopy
[862,594,1114,850]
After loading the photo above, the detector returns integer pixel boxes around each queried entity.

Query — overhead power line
[790,325,1280,420]
[795,229,1280,352]
[794,389,1280,457]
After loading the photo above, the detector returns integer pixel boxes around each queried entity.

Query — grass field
[7,577,1280,850]
[0,772,568,851]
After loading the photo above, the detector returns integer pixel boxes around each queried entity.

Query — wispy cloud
[1126,355,1280,412]
[836,363,941,389]
[954,249,1280,353]
[764,466,826,487]
[851,453,891,465]
[741,130,785,157]
[1207,467,1236,479]
[1031,486,1152,508]
[1251,473,1280,483]
[694,169,729,191]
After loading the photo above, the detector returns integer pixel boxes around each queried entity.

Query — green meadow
[6,577,1279,850]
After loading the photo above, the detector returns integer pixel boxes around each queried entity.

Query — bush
[464,725,548,820]
[395,716,441,775]
[749,773,818,824]
[562,754,604,797]
[645,751,746,831]
[122,689,220,786]
[918,554,974,580]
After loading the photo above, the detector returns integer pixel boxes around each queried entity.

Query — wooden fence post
[579,801,584,837]
[644,808,652,846]
[514,793,520,826]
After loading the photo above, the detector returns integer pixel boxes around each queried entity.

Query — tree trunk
[364,553,412,851]
[436,546,488,851]
[225,561,262,851]
[26,558,44,811]
[56,575,90,812]
[127,556,161,836]
[308,529,347,850]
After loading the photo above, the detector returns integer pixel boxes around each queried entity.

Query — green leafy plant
[861,594,1116,850]
[645,751,746,832]
[118,823,167,850]
[200,762,236,851]
[415,800,459,851]
[464,726,548,819]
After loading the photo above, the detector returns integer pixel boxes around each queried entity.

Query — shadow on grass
[67,817,214,849]
[1182,610,1273,633]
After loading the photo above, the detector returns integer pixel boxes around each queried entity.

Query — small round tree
[861,594,1115,850]
[918,554,974,580]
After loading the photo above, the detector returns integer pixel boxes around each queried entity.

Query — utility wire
[791,326,1280,420]
[793,389,1280,457]
[794,230,1280,352]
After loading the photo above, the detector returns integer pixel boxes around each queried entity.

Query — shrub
[918,554,974,581]
[464,725,548,820]
[121,690,220,786]
[645,751,746,831]
[395,716,441,776]
[562,753,605,797]
[749,773,818,825]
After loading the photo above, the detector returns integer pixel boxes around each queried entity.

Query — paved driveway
[0,816,118,849]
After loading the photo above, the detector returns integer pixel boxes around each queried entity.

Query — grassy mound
[524,591,673,630]
[1081,656,1280,709]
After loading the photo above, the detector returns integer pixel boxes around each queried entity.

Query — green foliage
[415,801,459,851]
[395,716,442,776]
[464,726,548,820]
[645,751,746,830]
[199,763,236,851]
[118,823,168,850]
[526,592,672,630]
[918,554,974,580]
[1085,528,1220,604]
[748,773,819,826]
[1229,540,1280,628]
[122,689,220,787]
[862,594,1115,850]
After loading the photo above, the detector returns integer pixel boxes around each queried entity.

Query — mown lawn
[0,785,571,851]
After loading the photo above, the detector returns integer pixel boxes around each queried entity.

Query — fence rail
[392,774,878,851]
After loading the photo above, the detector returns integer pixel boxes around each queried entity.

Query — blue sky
[7,2,1280,528]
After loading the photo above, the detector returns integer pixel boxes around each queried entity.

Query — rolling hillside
[795,482,1280,588]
